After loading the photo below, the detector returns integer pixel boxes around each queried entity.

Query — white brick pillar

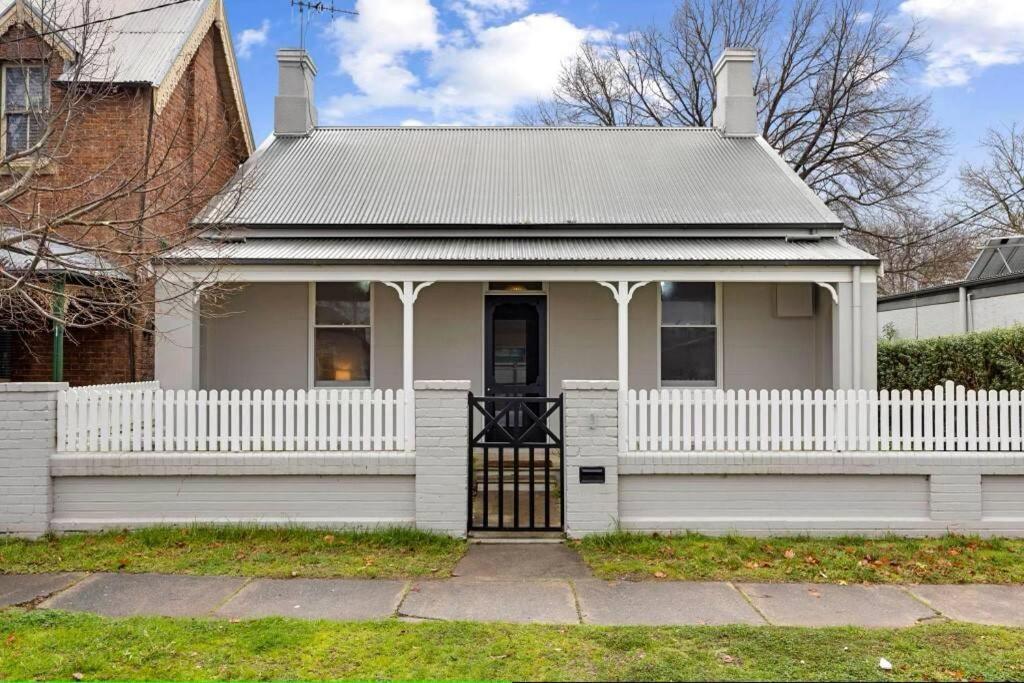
[562,380,620,538]
[0,382,65,538]
[414,380,470,537]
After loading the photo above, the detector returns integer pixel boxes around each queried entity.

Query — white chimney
[274,48,318,137]
[713,47,757,137]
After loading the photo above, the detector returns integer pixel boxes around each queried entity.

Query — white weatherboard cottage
[158,48,879,398]
[9,48,1024,541]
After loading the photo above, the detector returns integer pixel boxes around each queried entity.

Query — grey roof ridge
[753,136,841,226]
[306,124,721,132]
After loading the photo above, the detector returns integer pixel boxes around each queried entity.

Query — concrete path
[2,544,1022,627]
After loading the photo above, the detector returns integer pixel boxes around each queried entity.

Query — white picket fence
[79,381,160,391]
[57,388,411,453]
[626,383,1024,453]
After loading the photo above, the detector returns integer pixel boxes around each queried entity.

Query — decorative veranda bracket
[815,281,839,305]
[382,280,435,304]
[597,280,651,304]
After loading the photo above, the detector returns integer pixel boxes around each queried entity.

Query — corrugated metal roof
[1,230,127,280]
[3,0,211,85]
[165,237,877,265]
[202,127,843,227]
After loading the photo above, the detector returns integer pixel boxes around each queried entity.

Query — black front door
[485,295,546,399]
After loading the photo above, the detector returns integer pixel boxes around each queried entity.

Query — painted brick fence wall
[4,380,1024,539]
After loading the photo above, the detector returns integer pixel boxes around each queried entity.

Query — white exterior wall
[612,453,1024,537]
[51,475,415,531]
[201,283,310,390]
[878,301,960,340]
[620,475,930,530]
[971,292,1024,331]
[721,283,831,389]
[197,280,838,392]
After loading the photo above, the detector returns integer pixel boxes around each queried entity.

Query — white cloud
[236,19,270,60]
[321,0,599,124]
[326,0,439,107]
[430,13,591,122]
[900,0,1024,87]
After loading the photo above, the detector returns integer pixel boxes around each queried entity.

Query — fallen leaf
[784,549,796,559]
[72,673,84,681]
[5,634,14,645]
[323,534,335,544]
[804,555,820,565]
[653,571,667,579]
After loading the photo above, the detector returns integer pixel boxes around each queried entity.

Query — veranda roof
[163,237,877,266]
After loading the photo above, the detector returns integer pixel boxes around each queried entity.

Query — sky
[222,0,1024,184]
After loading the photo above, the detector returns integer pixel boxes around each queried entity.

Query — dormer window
[2,64,48,155]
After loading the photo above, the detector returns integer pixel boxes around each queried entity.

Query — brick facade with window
[0,1,250,385]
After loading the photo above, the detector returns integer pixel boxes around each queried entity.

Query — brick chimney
[713,47,757,137]
[274,48,318,137]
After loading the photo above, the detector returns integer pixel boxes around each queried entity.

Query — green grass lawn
[0,526,466,579]
[0,610,1021,681]
[575,532,1024,584]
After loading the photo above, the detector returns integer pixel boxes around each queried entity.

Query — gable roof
[0,0,253,150]
[202,127,843,228]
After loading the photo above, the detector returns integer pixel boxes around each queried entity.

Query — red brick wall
[4,21,246,386]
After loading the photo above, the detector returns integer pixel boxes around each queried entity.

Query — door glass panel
[494,319,529,384]
[489,301,541,391]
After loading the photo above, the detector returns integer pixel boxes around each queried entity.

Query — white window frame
[657,281,724,389]
[1,62,48,157]
[308,282,374,389]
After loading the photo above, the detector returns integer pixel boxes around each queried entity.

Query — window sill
[0,156,54,175]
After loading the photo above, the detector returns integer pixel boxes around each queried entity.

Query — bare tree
[522,0,948,231]
[957,123,1024,237]
[850,206,978,295]
[0,0,244,355]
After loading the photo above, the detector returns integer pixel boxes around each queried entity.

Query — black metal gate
[468,394,564,532]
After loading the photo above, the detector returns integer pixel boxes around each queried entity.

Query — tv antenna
[290,0,358,49]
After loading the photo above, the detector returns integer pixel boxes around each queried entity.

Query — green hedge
[878,326,1024,390]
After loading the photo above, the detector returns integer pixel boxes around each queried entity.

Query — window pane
[6,114,27,153]
[661,282,715,325]
[316,282,370,325]
[661,327,716,383]
[27,67,46,109]
[5,67,26,111]
[315,328,370,384]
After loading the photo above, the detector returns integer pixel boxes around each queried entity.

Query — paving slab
[400,578,579,624]
[215,578,407,621]
[454,544,592,579]
[576,580,765,626]
[738,583,938,627]
[39,573,246,618]
[0,573,85,607]
[908,585,1024,626]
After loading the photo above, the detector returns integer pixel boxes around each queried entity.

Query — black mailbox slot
[579,466,605,484]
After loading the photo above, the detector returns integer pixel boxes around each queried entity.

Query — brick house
[0,0,252,385]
